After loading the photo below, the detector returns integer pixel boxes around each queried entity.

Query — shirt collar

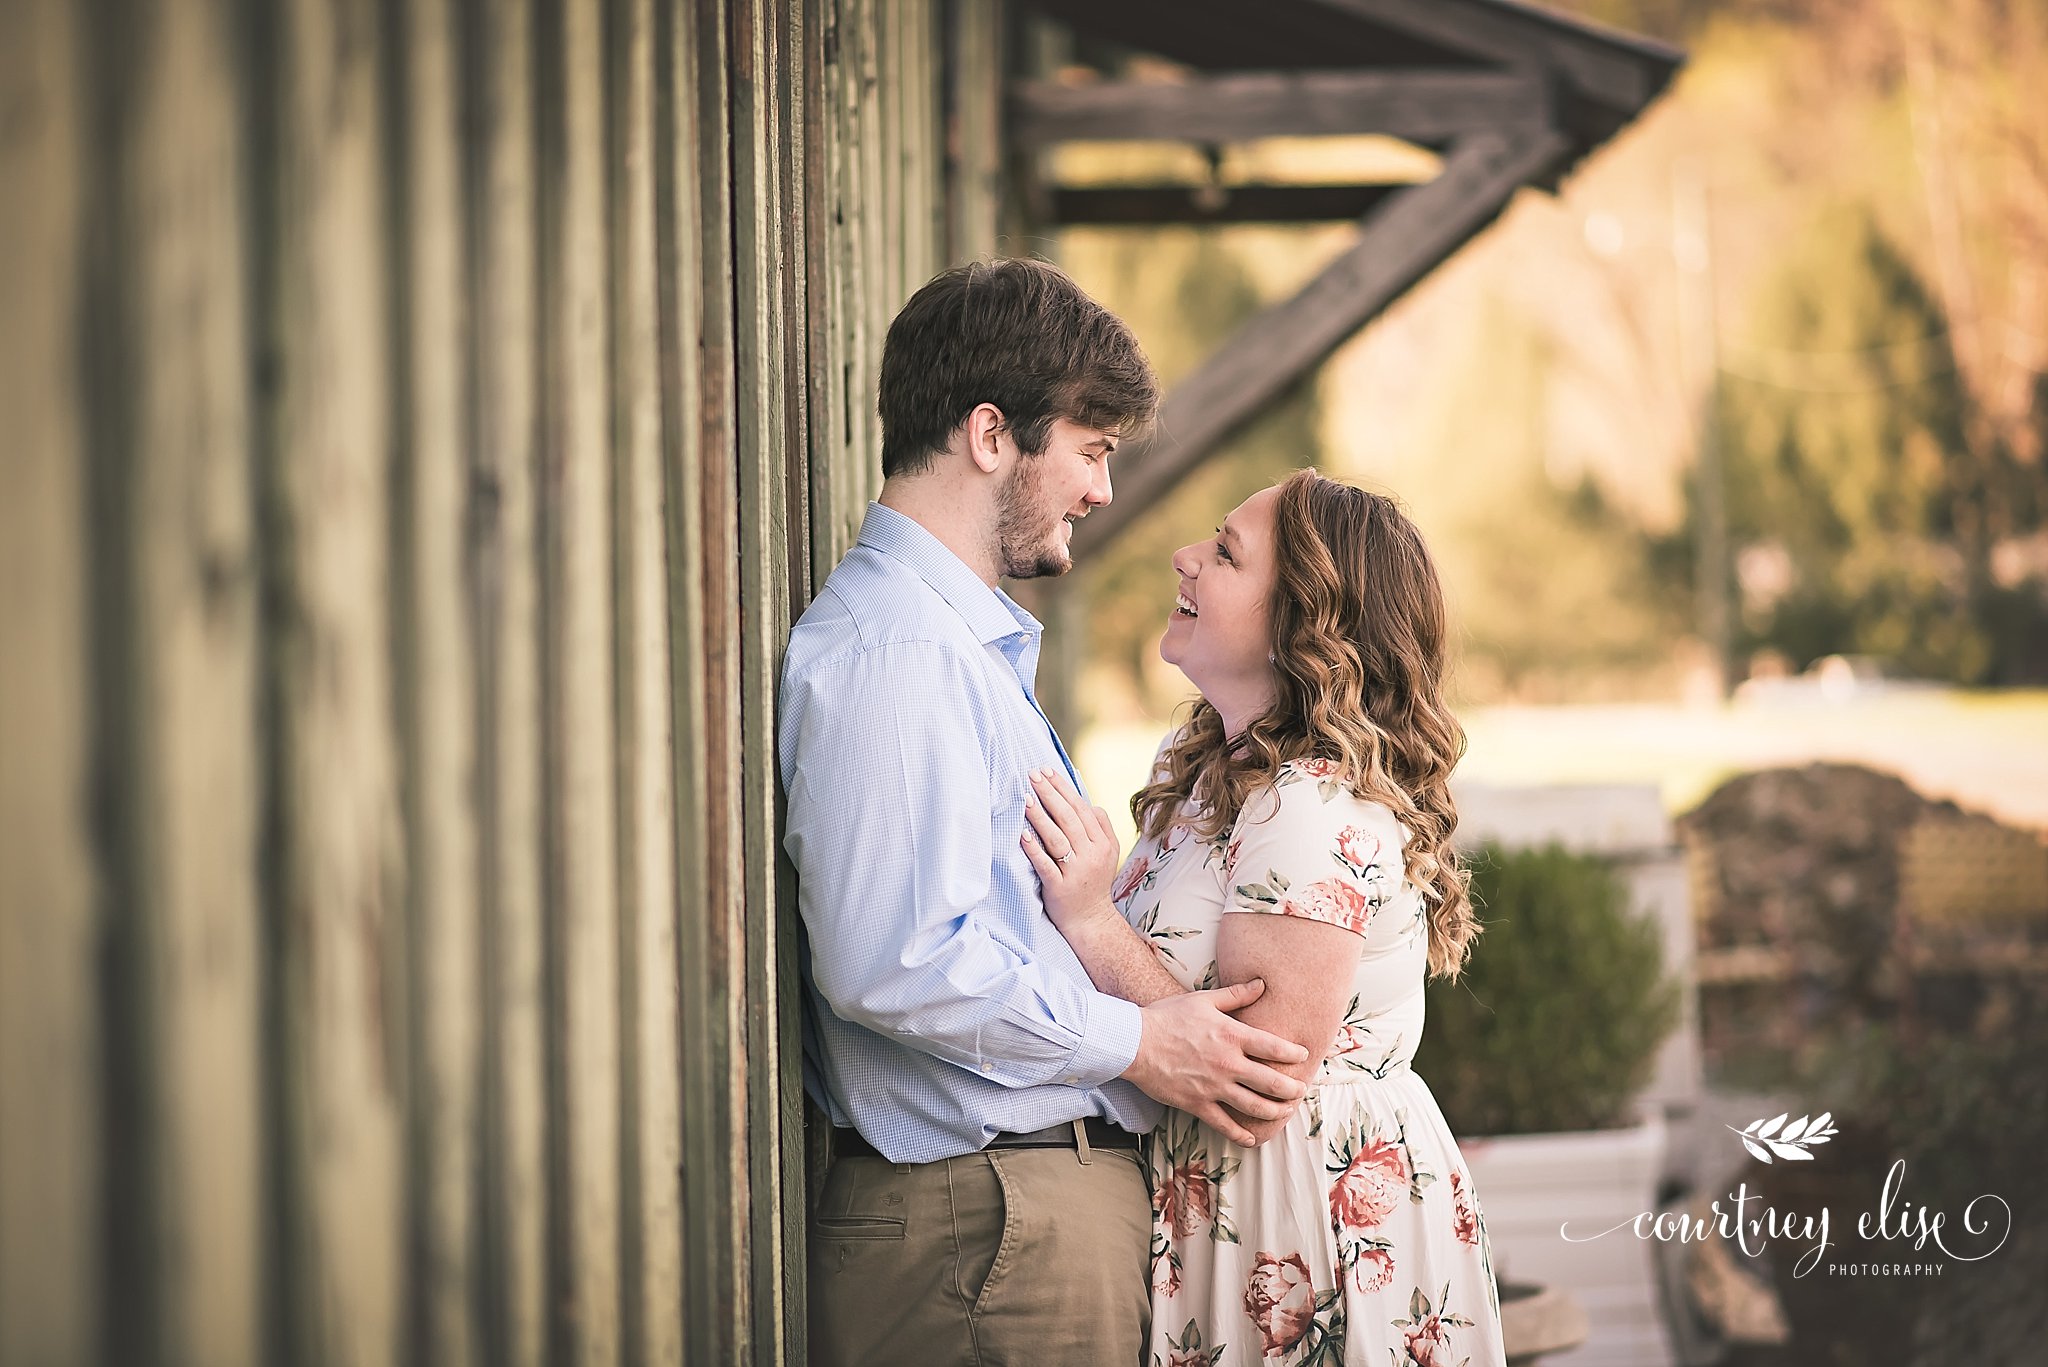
[856,502,1043,648]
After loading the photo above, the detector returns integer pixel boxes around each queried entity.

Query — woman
[1022,469,1505,1367]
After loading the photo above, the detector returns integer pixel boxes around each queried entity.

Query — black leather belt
[831,1118,1141,1160]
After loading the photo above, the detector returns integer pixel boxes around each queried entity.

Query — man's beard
[992,457,1071,580]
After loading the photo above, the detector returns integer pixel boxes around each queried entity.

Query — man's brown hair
[878,258,1158,478]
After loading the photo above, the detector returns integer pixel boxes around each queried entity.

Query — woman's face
[1160,484,1282,717]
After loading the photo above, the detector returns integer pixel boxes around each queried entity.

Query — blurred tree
[1876,0,2048,472]
[1412,289,1678,701]
[1662,204,2048,682]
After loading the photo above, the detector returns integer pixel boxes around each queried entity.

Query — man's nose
[1089,463,1113,506]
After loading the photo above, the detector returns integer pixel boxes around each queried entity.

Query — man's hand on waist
[1120,979,1308,1147]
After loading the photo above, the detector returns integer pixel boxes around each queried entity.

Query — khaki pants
[807,1138,1151,1367]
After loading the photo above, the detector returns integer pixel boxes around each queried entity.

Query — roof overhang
[1012,0,1683,554]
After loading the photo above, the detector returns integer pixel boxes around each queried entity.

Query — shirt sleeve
[780,638,1142,1089]
[1222,767,1407,940]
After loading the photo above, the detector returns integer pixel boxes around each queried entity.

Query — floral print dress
[1115,757,1506,1367]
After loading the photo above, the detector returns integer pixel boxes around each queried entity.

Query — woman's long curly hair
[1132,469,1477,979]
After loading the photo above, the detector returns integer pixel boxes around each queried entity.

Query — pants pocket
[968,1153,1017,1317]
[812,1157,910,1242]
[811,1214,905,1241]
[948,1154,1009,1314]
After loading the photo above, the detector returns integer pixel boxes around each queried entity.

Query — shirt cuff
[1065,992,1144,1088]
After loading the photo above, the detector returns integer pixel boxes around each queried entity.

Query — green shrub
[1416,843,1681,1135]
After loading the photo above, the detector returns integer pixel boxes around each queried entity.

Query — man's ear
[962,402,1008,476]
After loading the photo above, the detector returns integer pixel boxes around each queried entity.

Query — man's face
[993,418,1119,580]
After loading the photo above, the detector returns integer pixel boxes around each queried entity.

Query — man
[780,258,1309,1366]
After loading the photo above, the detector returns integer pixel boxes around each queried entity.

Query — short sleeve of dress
[1222,761,1407,939]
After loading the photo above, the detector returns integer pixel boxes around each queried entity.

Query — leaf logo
[1730,1111,1839,1163]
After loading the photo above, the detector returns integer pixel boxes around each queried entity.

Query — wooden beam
[1049,182,1405,225]
[1315,0,1681,118]
[1073,127,1571,557]
[1011,68,1546,146]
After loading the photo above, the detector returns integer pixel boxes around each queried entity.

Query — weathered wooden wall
[0,0,988,1363]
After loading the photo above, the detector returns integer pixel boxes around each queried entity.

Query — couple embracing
[781,258,1508,1367]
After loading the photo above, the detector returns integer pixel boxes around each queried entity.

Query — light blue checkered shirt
[779,502,1159,1163]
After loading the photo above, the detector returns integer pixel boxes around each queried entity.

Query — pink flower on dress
[1222,838,1243,877]
[1334,823,1382,875]
[1164,1349,1209,1367]
[1451,1170,1481,1247]
[1111,854,1151,906]
[1402,1314,1455,1367]
[1152,1246,1182,1298]
[1154,1159,1215,1238]
[1328,1019,1372,1060]
[1293,758,1340,779]
[1353,1245,1395,1292]
[1329,1134,1406,1233]
[1243,1252,1316,1356]
[1281,877,1374,934]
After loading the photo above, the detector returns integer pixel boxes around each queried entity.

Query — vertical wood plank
[460,0,548,1361]
[876,0,903,319]
[254,0,407,1359]
[945,0,1001,261]
[70,0,269,1361]
[0,0,98,1360]
[900,0,933,286]
[778,0,815,607]
[684,0,754,1360]
[127,1,267,1331]
[855,0,888,505]
[795,0,850,1240]
[383,0,480,1360]
[535,0,623,1359]
[825,0,861,534]
[838,0,864,508]
[770,0,815,1352]
[803,0,853,578]
[730,0,794,1357]
[651,0,707,1352]
[605,0,685,1359]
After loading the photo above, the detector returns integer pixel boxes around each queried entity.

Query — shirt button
[1066,1076,1081,1086]
[980,1062,994,1073]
